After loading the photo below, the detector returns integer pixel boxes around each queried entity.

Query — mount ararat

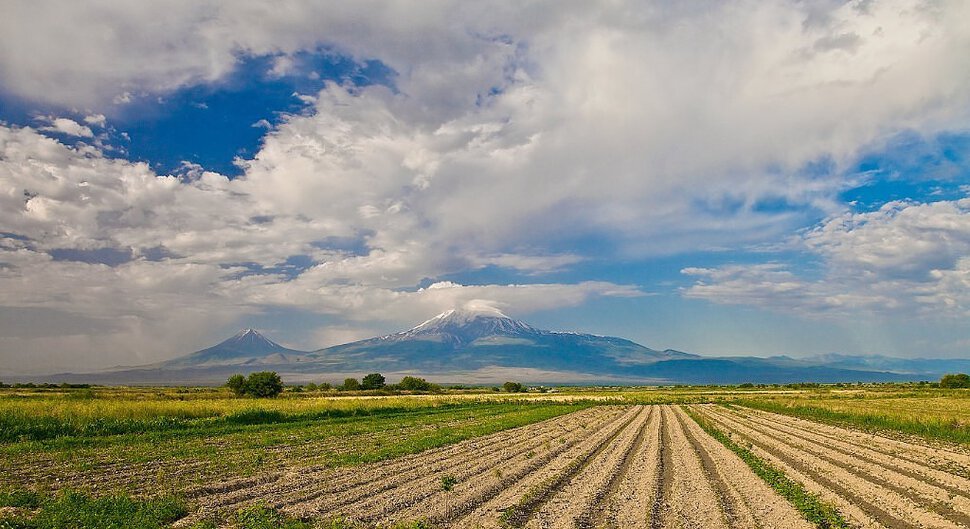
[35,307,963,385]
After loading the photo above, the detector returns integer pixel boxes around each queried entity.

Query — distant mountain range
[24,308,966,385]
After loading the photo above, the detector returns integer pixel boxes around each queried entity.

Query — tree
[244,371,284,397]
[341,377,360,391]
[361,373,386,390]
[398,376,437,392]
[227,374,246,396]
[502,381,526,393]
[940,373,970,389]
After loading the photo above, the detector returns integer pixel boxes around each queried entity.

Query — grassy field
[0,392,594,489]
[2,382,969,528]
[733,385,970,445]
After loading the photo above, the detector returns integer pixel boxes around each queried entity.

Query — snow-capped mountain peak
[397,307,540,345]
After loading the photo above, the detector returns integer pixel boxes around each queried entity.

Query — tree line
[224,371,531,398]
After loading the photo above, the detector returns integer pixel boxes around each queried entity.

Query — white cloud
[83,114,106,127]
[683,197,970,318]
[39,117,94,138]
[2,0,970,369]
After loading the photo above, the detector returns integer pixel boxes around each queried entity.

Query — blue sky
[1,1,969,373]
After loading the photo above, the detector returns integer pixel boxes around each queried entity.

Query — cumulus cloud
[38,117,94,138]
[683,198,970,317]
[2,0,970,368]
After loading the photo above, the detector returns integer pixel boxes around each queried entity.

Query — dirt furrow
[671,407,754,528]
[525,406,654,528]
[282,417,583,516]
[576,407,655,529]
[604,404,663,529]
[279,406,637,526]
[677,406,813,529]
[701,405,958,529]
[403,406,645,528]
[648,408,673,529]
[319,408,635,525]
[661,405,732,529]
[177,407,625,526]
[711,406,970,525]
[450,406,645,529]
[735,406,970,484]
[720,406,970,520]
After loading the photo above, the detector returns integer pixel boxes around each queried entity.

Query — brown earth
[177,405,811,528]
[694,404,970,529]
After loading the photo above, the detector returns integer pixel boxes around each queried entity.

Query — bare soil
[696,404,970,529]
[177,405,811,528]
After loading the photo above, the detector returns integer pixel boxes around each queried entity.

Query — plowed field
[693,404,970,529]
[179,404,819,527]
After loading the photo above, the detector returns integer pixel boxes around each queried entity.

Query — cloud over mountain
[1,0,969,370]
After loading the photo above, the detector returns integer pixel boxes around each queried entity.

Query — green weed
[0,490,185,529]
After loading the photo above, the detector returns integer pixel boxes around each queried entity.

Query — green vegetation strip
[0,402,489,443]
[683,406,849,529]
[735,399,970,446]
[0,490,185,529]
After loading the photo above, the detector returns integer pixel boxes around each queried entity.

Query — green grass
[684,406,849,529]
[736,397,970,446]
[0,490,185,529]
[0,489,41,509]
[0,400,590,496]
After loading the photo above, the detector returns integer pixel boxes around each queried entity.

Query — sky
[1,0,970,374]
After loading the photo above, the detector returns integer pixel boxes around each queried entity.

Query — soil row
[178,405,810,528]
[696,404,970,529]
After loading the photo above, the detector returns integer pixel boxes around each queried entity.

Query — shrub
[341,378,360,391]
[361,373,386,390]
[940,373,970,389]
[502,381,525,393]
[397,376,438,392]
[226,372,284,398]
[244,372,284,398]
[227,374,246,396]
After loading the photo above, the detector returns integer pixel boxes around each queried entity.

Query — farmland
[2,384,970,528]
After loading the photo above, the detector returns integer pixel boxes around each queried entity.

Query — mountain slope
[303,307,697,375]
[161,329,308,368]
[35,311,928,385]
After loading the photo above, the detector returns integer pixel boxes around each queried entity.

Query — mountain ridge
[18,308,948,385]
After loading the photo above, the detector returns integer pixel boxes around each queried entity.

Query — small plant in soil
[440,475,458,491]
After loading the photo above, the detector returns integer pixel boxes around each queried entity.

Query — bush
[502,381,526,393]
[227,374,246,396]
[940,373,970,389]
[245,372,284,398]
[340,378,360,391]
[361,373,386,390]
[226,372,284,398]
[397,376,438,392]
